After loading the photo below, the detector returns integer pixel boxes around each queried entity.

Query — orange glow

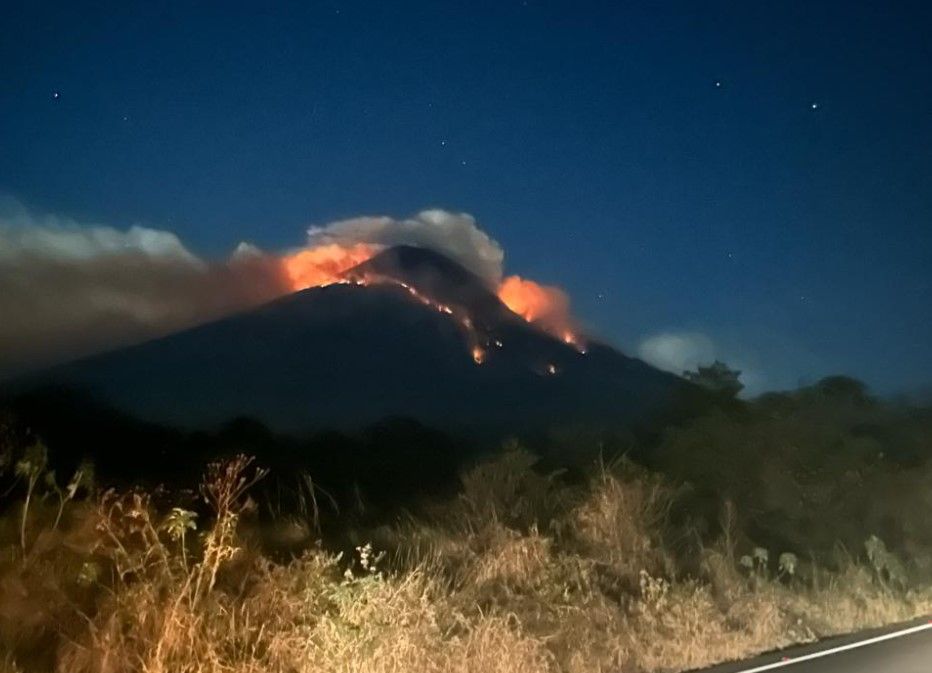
[279,245,583,361]
[497,275,566,322]
[282,243,378,291]
[345,268,490,363]
[497,275,582,348]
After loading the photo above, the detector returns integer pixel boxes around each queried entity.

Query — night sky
[2,1,931,395]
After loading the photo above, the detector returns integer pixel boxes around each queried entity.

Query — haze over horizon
[2,2,930,396]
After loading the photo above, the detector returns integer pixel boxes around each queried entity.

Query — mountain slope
[11,246,692,434]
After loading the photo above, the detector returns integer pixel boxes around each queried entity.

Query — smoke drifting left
[0,204,579,377]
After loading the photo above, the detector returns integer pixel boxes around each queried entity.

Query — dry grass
[0,447,930,673]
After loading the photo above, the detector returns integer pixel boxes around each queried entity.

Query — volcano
[10,246,694,435]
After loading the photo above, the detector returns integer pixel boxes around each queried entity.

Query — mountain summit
[344,245,511,322]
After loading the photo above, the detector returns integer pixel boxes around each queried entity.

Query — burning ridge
[280,243,584,363]
[0,206,583,378]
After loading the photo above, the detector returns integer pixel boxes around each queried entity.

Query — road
[700,619,932,673]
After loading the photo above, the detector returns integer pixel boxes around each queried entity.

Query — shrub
[0,430,931,672]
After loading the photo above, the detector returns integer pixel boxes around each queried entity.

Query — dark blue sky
[2,1,930,394]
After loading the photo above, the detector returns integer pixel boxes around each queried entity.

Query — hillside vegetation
[0,376,930,672]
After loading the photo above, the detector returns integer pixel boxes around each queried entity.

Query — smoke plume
[0,200,290,375]
[303,209,505,285]
[0,201,578,376]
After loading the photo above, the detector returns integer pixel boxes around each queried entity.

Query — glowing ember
[345,269,490,364]
[562,331,587,353]
[282,243,378,290]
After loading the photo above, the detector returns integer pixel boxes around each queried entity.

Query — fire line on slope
[280,244,585,362]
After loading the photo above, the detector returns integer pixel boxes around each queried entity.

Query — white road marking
[729,621,932,672]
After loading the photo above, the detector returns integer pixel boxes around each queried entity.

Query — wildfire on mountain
[279,244,582,359]
[497,275,582,349]
[282,243,378,290]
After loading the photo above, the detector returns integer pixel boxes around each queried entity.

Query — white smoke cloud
[305,209,505,285]
[637,330,766,396]
[0,199,201,264]
[637,332,716,375]
[0,200,287,376]
[0,203,521,377]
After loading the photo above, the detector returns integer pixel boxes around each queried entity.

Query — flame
[282,243,378,291]
[278,244,582,364]
[497,275,583,348]
[497,275,563,322]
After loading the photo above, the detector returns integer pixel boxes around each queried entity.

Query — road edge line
[729,620,932,673]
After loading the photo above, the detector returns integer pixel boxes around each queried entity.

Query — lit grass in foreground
[0,449,930,673]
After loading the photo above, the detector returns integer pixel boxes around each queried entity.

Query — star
[52,91,60,100]
[811,102,819,110]
[461,159,467,166]
[714,80,722,88]
[440,140,447,146]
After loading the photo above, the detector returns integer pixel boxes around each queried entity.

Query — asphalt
[698,618,932,673]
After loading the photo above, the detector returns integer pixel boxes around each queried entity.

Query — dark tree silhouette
[683,360,744,398]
